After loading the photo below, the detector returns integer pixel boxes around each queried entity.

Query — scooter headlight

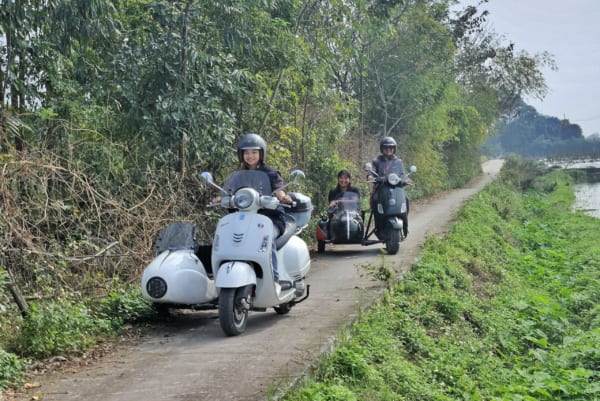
[146,277,167,299]
[387,173,401,186]
[234,188,256,209]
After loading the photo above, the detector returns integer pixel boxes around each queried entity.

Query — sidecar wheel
[273,303,292,315]
[219,288,248,336]
[152,303,172,318]
[385,229,400,255]
[317,240,325,253]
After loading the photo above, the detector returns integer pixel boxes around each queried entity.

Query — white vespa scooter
[141,221,218,315]
[201,169,312,336]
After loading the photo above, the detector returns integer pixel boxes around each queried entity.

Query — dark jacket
[370,154,407,180]
[245,163,286,233]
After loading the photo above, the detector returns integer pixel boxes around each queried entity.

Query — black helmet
[379,136,397,153]
[237,133,267,163]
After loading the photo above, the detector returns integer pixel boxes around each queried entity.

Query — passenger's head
[337,169,352,189]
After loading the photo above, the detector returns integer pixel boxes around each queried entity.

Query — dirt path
[7,160,504,401]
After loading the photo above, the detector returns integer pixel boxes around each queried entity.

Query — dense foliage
[283,157,600,400]
[2,0,553,192]
[1,0,557,390]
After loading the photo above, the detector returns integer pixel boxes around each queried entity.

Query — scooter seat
[275,214,297,250]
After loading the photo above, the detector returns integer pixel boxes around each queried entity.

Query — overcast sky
[457,0,600,136]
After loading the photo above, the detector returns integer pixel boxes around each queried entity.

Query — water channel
[573,183,600,218]
[545,159,600,219]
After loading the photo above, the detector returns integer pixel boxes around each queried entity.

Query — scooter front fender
[215,261,257,288]
[387,216,403,231]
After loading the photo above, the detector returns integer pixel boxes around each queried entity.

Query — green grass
[282,158,600,401]
[0,284,155,390]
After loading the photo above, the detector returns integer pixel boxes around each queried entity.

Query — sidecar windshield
[223,170,273,195]
[335,191,360,211]
[153,221,200,254]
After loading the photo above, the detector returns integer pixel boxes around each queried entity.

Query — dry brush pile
[0,149,217,312]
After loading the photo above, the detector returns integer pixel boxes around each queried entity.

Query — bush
[98,285,155,327]
[287,382,358,401]
[11,299,111,358]
[0,347,25,391]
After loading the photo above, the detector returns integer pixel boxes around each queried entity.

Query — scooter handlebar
[367,177,411,186]
[280,201,296,209]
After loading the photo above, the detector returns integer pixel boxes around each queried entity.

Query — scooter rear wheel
[273,303,292,314]
[219,288,249,336]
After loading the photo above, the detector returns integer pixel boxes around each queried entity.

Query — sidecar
[316,192,364,253]
[141,221,218,314]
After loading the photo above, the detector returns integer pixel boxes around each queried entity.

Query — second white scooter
[201,169,312,336]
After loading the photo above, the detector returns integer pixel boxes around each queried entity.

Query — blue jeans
[272,225,280,281]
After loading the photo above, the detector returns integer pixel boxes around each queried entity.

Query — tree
[490,101,600,158]
[452,4,556,118]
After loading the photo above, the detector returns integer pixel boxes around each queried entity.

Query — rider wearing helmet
[236,133,267,164]
[236,133,292,204]
[367,136,411,238]
[368,136,409,180]
[236,133,292,288]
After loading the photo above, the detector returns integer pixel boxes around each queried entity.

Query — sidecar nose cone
[146,277,168,299]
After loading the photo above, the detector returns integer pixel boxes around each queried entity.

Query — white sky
[457,0,600,136]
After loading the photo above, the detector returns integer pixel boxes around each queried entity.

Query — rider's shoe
[275,280,293,293]
[279,280,293,290]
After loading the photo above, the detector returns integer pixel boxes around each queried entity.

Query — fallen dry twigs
[0,150,217,305]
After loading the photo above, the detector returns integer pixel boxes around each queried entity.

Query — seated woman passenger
[328,169,360,212]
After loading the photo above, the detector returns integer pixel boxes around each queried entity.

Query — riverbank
[282,157,600,401]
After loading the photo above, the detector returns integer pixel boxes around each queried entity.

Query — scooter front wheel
[219,288,249,336]
[385,228,400,255]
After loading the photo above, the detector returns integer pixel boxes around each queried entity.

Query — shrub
[11,299,111,358]
[0,347,25,391]
[287,382,357,401]
[98,285,155,328]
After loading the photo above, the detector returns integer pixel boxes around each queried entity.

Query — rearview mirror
[290,169,305,182]
[200,172,214,184]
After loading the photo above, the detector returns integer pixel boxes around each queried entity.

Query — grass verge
[281,157,600,401]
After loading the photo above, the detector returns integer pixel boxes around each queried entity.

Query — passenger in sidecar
[327,169,360,210]
[316,170,364,253]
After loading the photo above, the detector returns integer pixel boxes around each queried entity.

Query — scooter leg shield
[215,261,257,288]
